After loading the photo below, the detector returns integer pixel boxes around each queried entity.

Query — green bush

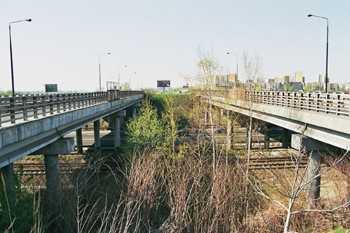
[0,166,40,232]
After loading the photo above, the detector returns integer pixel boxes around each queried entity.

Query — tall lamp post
[227,52,238,87]
[118,65,127,90]
[99,53,110,91]
[308,14,329,93]
[9,19,32,96]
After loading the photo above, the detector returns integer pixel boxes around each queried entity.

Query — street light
[227,52,238,87]
[118,65,127,90]
[99,53,111,91]
[9,19,32,96]
[308,14,329,93]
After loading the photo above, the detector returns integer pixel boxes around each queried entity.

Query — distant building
[275,75,290,83]
[295,72,304,83]
[327,83,339,92]
[342,83,350,91]
[228,73,238,83]
[215,73,237,88]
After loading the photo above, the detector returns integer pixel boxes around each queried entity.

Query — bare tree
[242,51,263,225]
[238,137,350,232]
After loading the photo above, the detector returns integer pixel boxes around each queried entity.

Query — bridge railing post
[325,93,329,114]
[49,95,54,115]
[82,93,86,108]
[316,93,320,112]
[62,94,66,112]
[267,91,272,105]
[92,92,96,105]
[56,94,61,113]
[41,95,47,117]
[68,93,72,110]
[10,97,15,124]
[75,93,79,109]
[22,96,28,121]
[293,92,297,108]
[33,95,38,118]
[80,93,84,107]
[88,93,92,106]
[71,93,77,109]
[336,94,340,116]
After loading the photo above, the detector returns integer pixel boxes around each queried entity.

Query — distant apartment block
[327,83,339,92]
[216,73,237,88]
[295,71,304,83]
[274,75,290,83]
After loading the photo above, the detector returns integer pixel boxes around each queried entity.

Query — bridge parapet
[214,90,350,117]
[0,91,143,127]
[248,91,350,117]
[0,93,143,167]
[207,90,350,150]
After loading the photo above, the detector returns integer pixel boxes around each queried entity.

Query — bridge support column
[291,134,326,208]
[76,128,83,154]
[1,163,15,215]
[132,104,139,118]
[44,154,61,209]
[264,130,270,149]
[94,120,101,153]
[282,128,289,148]
[113,110,126,154]
[35,137,74,222]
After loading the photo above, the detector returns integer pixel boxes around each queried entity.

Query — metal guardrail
[0,91,143,127]
[248,91,350,117]
[212,90,350,117]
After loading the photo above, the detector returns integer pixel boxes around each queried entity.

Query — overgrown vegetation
[1,48,350,232]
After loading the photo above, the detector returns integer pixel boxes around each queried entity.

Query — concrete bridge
[0,90,143,209]
[207,90,350,203]
[209,90,350,150]
[0,90,143,166]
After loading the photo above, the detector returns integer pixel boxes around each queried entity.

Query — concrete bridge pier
[282,128,289,148]
[264,130,270,149]
[94,120,101,153]
[76,128,83,154]
[35,137,74,219]
[112,110,126,154]
[291,134,326,208]
[132,103,139,118]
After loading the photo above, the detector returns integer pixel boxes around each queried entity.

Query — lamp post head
[108,53,111,55]
[307,14,313,17]
[26,19,32,22]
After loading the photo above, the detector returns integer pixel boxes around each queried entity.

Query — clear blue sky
[1,0,349,92]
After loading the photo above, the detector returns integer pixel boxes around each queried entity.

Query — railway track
[244,156,308,170]
[13,161,121,176]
